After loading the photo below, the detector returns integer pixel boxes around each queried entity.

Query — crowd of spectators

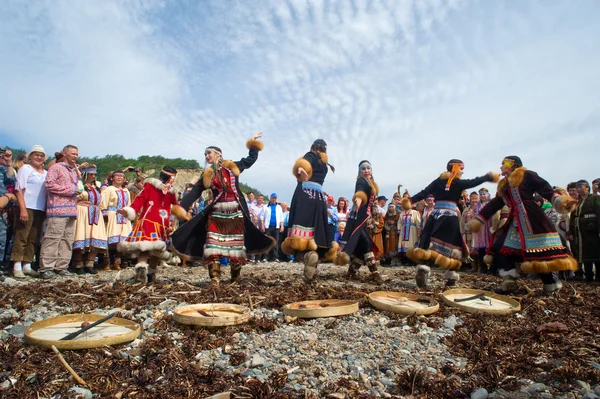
[1,143,598,284]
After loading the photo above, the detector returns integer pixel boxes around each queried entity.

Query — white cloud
[1,0,599,202]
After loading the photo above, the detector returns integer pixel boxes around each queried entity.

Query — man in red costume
[118,167,187,283]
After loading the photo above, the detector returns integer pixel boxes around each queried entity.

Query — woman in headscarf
[72,163,108,274]
[171,132,275,287]
[333,160,382,284]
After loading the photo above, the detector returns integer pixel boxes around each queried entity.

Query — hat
[270,192,277,197]
[576,180,590,188]
[327,195,334,202]
[26,145,49,160]
[377,195,388,201]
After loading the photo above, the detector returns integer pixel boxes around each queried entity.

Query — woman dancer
[171,133,275,286]
[333,160,382,284]
[281,139,338,282]
[403,159,499,288]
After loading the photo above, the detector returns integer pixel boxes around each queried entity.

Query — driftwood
[51,345,87,386]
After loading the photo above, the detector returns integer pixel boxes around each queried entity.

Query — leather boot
[347,256,363,280]
[134,262,149,284]
[303,251,319,282]
[494,276,518,294]
[230,263,242,282]
[365,253,382,285]
[415,265,431,289]
[208,260,221,287]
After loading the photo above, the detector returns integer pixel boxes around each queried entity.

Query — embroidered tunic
[100,186,132,245]
[73,183,108,251]
[398,209,421,252]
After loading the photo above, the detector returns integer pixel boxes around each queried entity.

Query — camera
[0,146,5,155]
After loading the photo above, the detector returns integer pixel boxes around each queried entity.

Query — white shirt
[249,202,266,228]
[16,164,48,211]
[263,203,284,228]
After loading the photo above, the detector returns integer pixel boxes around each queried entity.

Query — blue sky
[1,0,599,201]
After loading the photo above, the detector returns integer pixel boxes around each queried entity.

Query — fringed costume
[471,157,578,293]
[72,165,107,274]
[383,207,399,263]
[406,159,498,287]
[472,188,499,273]
[397,206,421,257]
[100,176,132,270]
[334,160,382,284]
[281,139,338,282]
[118,170,184,283]
[367,209,384,257]
[171,138,275,286]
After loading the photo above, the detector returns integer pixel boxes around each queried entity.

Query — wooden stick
[248,294,254,310]
[171,290,204,295]
[60,313,116,341]
[51,345,87,386]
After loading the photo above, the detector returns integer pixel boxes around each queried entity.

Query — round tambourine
[442,289,521,314]
[282,299,359,318]
[24,313,141,350]
[368,291,439,315]
[173,303,250,327]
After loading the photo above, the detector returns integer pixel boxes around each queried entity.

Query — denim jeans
[0,215,7,266]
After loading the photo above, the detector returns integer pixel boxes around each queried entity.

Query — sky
[1,0,599,202]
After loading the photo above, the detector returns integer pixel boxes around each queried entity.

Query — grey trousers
[39,217,76,272]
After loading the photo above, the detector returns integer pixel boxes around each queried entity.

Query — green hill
[9,147,264,196]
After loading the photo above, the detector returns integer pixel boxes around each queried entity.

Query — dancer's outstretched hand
[251,132,262,141]
[298,167,309,182]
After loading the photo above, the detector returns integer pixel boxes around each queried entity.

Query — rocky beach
[1,263,599,399]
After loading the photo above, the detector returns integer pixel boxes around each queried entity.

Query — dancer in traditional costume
[72,164,108,274]
[100,170,132,271]
[171,133,275,286]
[460,191,479,270]
[367,204,384,256]
[470,156,578,293]
[333,160,383,284]
[403,159,499,288]
[397,199,421,265]
[383,203,399,265]
[117,167,187,283]
[472,188,498,273]
[281,139,338,282]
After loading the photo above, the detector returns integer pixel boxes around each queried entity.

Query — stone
[378,378,395,387]
[471,387,489,399]
[2,278,19,287]
[7,324,27,337]
[250,354,265,367]
[576,381,591,391]
[69,386,93,399]
[0,378,17,390]
[582,391,598,399]
[327,393,346,399]
[524,383,547,393]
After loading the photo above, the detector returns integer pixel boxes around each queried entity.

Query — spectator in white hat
[11,145,48,278]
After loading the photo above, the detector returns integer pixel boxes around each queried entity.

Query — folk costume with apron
[171,139,275,285]
[334,161,383,284]
[471,157,578,293]
[281,139,338,282]
[404,159,498,287]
